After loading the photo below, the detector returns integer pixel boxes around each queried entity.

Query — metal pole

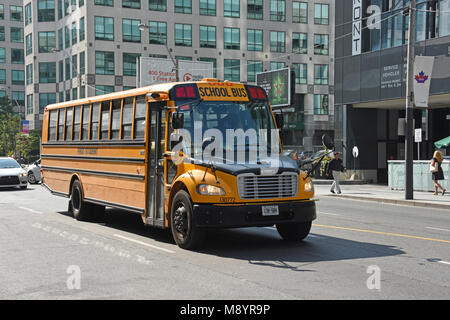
[405,0,416,200]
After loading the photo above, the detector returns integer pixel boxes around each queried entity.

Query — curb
[312,179,372,185]
[322,194,450,210]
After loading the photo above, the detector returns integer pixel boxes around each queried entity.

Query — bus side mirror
[172,112,184,129]
[275,114,284,129]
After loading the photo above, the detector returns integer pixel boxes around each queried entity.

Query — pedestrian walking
[430,150,445,195]
[327,152,345,194]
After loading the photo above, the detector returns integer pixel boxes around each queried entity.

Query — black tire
[20,185,27,190]
[276,221,312,241]
[70,179,92,221]
[170,190,205,250]
[27,172,36,184]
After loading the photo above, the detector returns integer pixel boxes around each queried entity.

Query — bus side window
[73,106,82,141]
[48,110,57,141]
[91,103,100,140]
[122,97,133,140]
[100,101,111,140]
[111,99,122,140]
[134,96,146,139]
[65,107,73,141]
[81,104,90,140]
[57,108,65,141]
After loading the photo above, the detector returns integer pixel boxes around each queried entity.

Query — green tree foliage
[16,131,40,161]
[0,97,21,156]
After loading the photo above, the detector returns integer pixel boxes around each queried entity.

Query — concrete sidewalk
[314,183,450,210]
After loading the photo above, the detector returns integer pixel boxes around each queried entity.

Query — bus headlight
[197,184,226,196]
[304,180,314,193]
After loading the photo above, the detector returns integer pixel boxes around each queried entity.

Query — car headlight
[197,184,226,196]
[19,173,26,178]
[304,180,314,193]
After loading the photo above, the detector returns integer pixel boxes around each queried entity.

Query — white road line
[426,227,450,233]
[438,261,450,265]
[318,211,341,216]
[113,234,175,254]
[18,206,43,214]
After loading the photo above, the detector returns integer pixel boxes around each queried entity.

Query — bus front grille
[237,173,298,200]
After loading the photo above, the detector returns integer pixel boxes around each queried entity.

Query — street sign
[352,146,359,158]
[414,128,422,143]
[256,68,291,108]
[22,120,29,135]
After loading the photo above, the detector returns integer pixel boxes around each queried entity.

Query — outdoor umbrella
[434,136,450,149]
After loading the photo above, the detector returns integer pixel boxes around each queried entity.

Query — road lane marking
[313,224,450,244]
[438,261,450,265]
[18,206,43,214]
[114,234,175,254]
[318,211,341,216]
[426,227,450,233]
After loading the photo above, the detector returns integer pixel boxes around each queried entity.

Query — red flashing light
[176,87,186,98]
[185,86,196,98]
[257,88,266,99]
[249,87,258,99]
[175,85,196,99]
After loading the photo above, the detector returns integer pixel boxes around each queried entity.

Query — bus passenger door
[146,102,165,228]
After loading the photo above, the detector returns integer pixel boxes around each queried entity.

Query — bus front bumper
[192,200,316,228]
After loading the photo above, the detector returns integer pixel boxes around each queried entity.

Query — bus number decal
[77,148,98,155]
[220,197,235,203]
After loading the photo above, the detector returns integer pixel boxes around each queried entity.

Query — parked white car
[26,159,42,184]
[0,157,28,189]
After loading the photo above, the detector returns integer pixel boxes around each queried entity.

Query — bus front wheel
[70,179,91,221]
[170,190,205,250]
[276,221,312,241]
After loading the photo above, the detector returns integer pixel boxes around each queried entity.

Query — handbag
[430,162,438,173]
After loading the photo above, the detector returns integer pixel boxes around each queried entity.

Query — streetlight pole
[138,24,179,82]
[405,0,416,200]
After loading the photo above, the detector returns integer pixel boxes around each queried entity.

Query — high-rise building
[0,1,26,116]
[24,0,334,152]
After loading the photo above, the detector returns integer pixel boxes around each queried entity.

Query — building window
[11,28,23,43]
[175,56,192,61]
[79,17,85,42]
[174,0,192,14]
[224,27,240,50]
[0,5,4,20]
[123,53,140,76]
[58,29,63,50]
[247,60,262,83]
[248,0,263,20]
[0,27,4,41]
[200,26,216,48]
[314,3,329,25]
[26,34,33,56]
[65,58,70,80]
[38,0,56,22]
[57,0,63,19]
[0,48,5,63]
[95,51,115,75]
[224,59,240,81]
[199,57,216,78]
[224,0,240,18]
[270,0,285,22]
[270,62,284,70]
[122,19,141,43]
[11,49,24,64]
[175,24,192,47]
[27,94,33,115]
[293,63,307,84]
[12,70,25,85]
[293,2,307,23]
[59,60,64,82]
[79,51,85,74]
[12,92,25,107]
[38,31,56,53]
[314,34,329,55]
[39,62,57,83]
[200,0,216,16]
[10,6,23,22]
[26,64,33,85]
[149,21,167,45]
[72,54,77,78]
[25,3,32,25]
[314,64,328,85]
[65,26,70,48]
[0,69,5,84]
[95,16,114,41]
[314,94,328,115]
[149,0,166,11]
[270,31,285,53]
[292,32,307,54]
[72,22,78,44]
[95,85,114,96]
[94,0,114,6]
[40,93,56,114]
[247,29,263,51]
[123,0,141,9]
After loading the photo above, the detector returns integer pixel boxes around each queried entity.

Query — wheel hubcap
[174,204,188,237]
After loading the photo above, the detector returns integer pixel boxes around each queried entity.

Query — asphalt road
[0,185,449,300]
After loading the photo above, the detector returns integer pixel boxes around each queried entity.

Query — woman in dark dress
[431,150,445,195]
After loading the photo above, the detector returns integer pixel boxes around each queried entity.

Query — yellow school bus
[41,79,316,249]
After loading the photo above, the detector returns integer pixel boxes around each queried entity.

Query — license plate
[262,205,279,216]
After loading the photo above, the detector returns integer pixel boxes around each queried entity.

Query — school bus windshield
[176,100,277,156]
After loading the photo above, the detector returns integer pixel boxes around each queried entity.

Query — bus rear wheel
[70,179,92,221]
[170,190,205,250]
[276,221,312,241]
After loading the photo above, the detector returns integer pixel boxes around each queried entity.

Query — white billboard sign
[413,56,434,108]
[138,57,213,87]
[352,0,362,55]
